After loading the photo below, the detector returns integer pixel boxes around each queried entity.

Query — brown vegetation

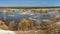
[8,21,16,31]
[18,18,35,31]
[0,20,8,30]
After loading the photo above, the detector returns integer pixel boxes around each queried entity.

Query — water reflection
[0,10,60,22]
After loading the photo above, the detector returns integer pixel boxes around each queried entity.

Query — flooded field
[0,8,60,34]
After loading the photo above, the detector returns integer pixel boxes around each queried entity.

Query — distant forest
[0,6,60,9]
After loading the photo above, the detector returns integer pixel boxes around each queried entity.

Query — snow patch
[0,29,15,34]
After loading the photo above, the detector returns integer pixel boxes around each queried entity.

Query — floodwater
[0,10,60,22]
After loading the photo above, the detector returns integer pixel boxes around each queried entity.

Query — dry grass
[15,30,49,34]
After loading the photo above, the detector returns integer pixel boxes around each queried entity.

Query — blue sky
[0,0,60,7]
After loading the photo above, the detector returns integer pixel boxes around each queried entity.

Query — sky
[0,0,60,7]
